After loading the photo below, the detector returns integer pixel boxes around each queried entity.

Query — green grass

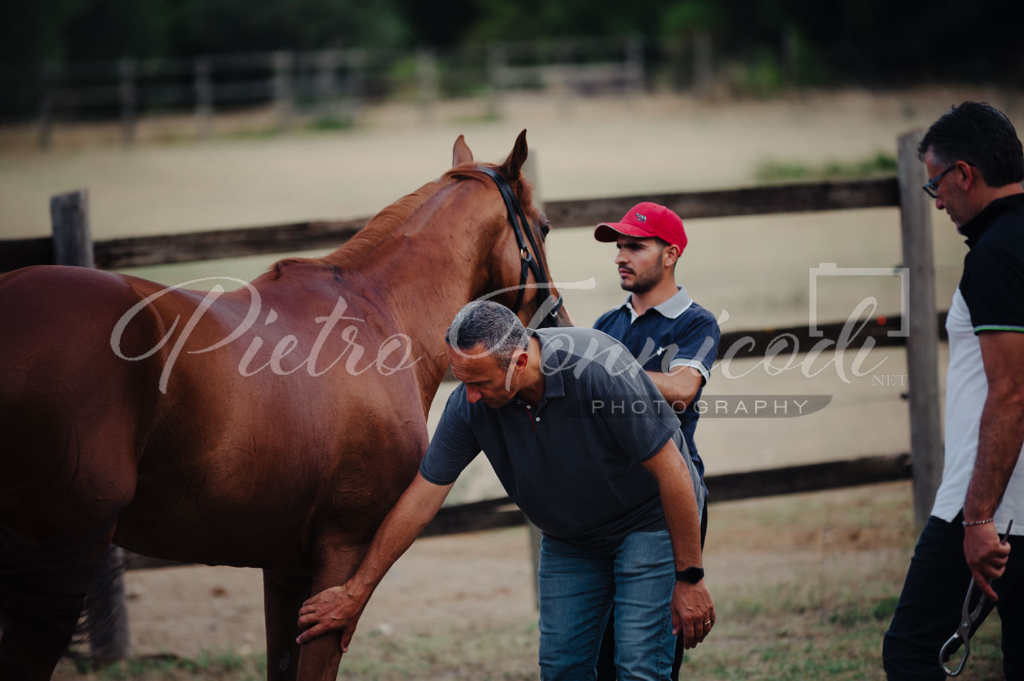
[451,110,503,126]
[756,152,897,183]
[306,114,355,132]
[680,606,1004,681]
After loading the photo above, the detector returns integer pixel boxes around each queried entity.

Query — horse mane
[268,180,443,276]
[267,164,534,278]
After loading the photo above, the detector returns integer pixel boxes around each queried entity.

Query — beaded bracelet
[962,518,995,527]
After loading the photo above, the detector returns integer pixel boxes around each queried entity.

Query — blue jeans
[538,530,676,681]
[883,515,1023,680]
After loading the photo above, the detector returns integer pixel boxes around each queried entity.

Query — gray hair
[446,301,529,369]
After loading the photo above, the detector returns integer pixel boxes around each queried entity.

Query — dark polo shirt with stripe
[421,326,705,552]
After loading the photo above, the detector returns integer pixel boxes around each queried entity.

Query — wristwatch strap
[675,567,704,583]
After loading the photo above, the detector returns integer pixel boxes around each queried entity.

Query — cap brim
[593,222,657,243]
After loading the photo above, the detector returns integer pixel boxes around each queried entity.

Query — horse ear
[499,129,529,180]
[452,134,474,167]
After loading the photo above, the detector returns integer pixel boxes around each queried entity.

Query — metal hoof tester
[939,519,1013,677]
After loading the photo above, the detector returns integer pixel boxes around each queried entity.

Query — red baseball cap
[593,202,687,253]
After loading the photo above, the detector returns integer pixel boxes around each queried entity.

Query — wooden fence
[2,37,648,147]
[0,132,941,658]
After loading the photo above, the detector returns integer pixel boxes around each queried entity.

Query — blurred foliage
[756,152,898,183]
[2,0,1022,86]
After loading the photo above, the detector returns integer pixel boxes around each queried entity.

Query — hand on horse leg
[295,564,370,681]
[296,583,367,651]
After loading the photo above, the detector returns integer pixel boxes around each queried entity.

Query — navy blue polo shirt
[420,327,705,551]
[593,286,720,480]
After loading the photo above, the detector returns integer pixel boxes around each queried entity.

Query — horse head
[442,130,573,330]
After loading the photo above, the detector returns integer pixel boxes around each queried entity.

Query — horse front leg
[294,541,368,681]
[262,569,312,681]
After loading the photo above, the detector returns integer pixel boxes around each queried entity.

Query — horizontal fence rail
[93,217,368,269]
[543,177,899,227]
[123,452,913,570]
[715,311,949,358]
[0,177,900,272]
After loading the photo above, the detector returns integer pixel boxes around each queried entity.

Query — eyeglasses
[922,163,960,198]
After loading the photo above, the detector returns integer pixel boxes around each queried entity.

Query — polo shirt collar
[961,194,1024,249]
[620,286,694,322]
[512,330,565,410]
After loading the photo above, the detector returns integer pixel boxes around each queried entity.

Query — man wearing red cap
[592,202,721,680]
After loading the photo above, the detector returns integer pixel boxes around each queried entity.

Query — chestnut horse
[0,131,569,681]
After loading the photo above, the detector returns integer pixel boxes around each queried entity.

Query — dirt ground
[80,481,916,663]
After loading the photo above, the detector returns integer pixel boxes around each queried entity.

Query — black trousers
[883,514,1024,680]
[595,500,708,681]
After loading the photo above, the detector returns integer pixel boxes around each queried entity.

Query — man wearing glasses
[883,102,1024,679]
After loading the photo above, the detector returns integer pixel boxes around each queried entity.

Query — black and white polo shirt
[932,193,1024,536]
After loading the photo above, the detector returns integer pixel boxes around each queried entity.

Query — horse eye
[540,222,551,238]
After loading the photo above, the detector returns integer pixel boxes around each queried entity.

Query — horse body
[0,132,567,680]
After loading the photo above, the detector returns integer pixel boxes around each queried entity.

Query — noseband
[477,166,564,328]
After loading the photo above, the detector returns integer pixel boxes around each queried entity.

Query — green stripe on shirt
[974,325,1024,333]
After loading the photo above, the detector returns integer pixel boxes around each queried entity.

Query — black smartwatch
[675,567,704,584]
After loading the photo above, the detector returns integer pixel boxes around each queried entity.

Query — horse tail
[0,516,120,676]
[75,545,130,660]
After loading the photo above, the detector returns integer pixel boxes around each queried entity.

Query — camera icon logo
[808,263,910,338]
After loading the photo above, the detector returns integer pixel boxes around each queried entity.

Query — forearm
[645,368,701,408]
[659,465,703,569]
[642,439,714,646]
[965,393,1024,520]
[641,439,703,568]
[348,474,450,599]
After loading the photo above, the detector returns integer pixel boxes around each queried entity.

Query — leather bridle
[477,166,563,328]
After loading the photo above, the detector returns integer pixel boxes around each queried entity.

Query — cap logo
[634,213,647,223]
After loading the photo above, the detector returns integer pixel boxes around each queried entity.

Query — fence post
[341,49,367,124]
[416,48,438,125]
[554,43,573,118]
[694,31,713,94]
[273,51,294,130]
[50,191,129,658]
[194,58,213,138]
[317,50,338,119]
[626,36,645,94]
[50,190,94,268]
[487,44,506,119]
[897,130,943,528]
[521,151,543,609]
[38,63,55,151]
[783,26,800,86]
[118,58,136,146]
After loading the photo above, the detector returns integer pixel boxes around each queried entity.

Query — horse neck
[327,180,508,415]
